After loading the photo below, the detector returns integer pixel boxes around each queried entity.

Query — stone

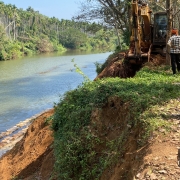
[136,173,141,178]
[158,170,167,174]
[150,173,158,180]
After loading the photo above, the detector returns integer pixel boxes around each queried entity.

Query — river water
[0,51,111,133]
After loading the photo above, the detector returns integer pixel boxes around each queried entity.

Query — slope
[0,52,180,180]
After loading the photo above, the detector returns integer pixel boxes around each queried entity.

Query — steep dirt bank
[1,100,179,180]
[0,53,180,180]
[0,109,55,180]
[95,53,180,179]
[99,98,180,179]
[95,53,166,80]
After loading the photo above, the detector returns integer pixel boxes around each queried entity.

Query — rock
[158,170,167,174]
[154,157,159,161]
[150,173,158,180]
[135,173,141,178]
[169,171,176,175]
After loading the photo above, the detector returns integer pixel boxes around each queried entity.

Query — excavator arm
[127,0,168,63]
[128,0,152,61]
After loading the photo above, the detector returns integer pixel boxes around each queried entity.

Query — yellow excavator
[127,0,167,63]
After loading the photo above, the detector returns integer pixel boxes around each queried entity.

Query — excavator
[127,0,168,63]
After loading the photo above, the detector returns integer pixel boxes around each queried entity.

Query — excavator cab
[150,12,167,56]
[153,12,167,46]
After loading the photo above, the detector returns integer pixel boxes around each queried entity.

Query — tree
[74,0,132,46]
[0,1,117,59]
[59,28,87,49]
[166,0,172,64]
[26,6,35,12]
[76,0,131,28]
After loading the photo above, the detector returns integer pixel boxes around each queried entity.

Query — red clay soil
[90,96,180,180]
[0,53,180,180]
[0,109,55,180]
[95,53,138,79]
[1,99,179,180]
[95,53,166,80]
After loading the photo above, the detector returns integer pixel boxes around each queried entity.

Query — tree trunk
[166,0,172,65]
[13,18,16,41]
[114,22,121,48]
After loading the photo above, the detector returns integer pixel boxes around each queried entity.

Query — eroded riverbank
[0,109,53,157]
[0,109,54,180]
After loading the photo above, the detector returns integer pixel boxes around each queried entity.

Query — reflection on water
[0,51,111,132]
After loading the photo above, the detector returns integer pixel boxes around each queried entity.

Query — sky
[2,0,81,20]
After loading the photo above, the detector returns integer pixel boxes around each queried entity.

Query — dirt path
[134,116,180,179]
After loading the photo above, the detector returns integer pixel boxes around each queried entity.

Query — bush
[52,65,180,179]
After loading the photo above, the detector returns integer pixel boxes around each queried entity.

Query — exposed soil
[0,53,180,180]
[0,109,55,180]
[91,96,180,180]
[95,53,141,79]
[95,53,166,80]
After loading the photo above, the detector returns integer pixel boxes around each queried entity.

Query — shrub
[52,65,180,179]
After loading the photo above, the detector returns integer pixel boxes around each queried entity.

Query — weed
[45,115,54,125]
[71,58,90,82]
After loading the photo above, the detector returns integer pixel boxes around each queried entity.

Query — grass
[51,64,180,180]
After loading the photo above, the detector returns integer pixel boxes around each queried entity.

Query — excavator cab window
[153,12,167,45]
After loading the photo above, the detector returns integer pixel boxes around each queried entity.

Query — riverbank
[1,99,180,180]
[0,109,53,158]
[0,52,180,180]
[0,108,55,180]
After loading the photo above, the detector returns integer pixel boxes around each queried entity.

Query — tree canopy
[75,0,180,45]
[0,1,118,60]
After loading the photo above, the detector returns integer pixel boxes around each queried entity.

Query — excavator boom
[127,0,167,63]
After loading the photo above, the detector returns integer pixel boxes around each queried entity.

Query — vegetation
[51,63,180,179]
[2,0,180,177]
[75,0,180,47]
[0,1,118,61]
[1,0,180,60]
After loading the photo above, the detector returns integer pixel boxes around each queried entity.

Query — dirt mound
[95,53,139,79]
[95,53,166,80]
[0,109,55,180]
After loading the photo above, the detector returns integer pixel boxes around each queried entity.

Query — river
[0,51,111,133]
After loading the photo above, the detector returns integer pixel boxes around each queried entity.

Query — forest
[0,1,119,61]
[76,0,180,48]
[1,0,180,61]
